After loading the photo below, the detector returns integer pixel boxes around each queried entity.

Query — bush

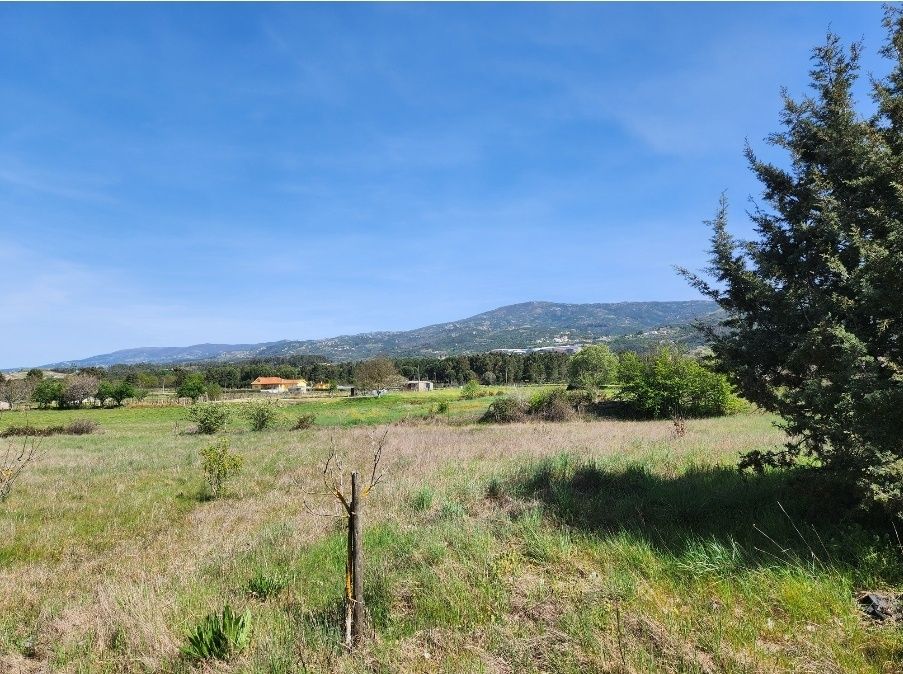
[618,348,740,419]
[182,605,251,661]
[481,396,528,423]
[206,382,223,401]
[435,400,449,415]
[188,403,230,434]
[200,438,243,498]
[65,419,99,435]
[291,413,316,431]
[0,420,98,437]
[528,388,577,422]
[460,379,484,400]
[242,401,278,431]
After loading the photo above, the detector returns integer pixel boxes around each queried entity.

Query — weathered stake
[350,471,364,646]
[344,490,354,650]
[305,429,386,652]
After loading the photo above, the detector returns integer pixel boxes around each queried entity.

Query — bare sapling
[303,428,388,649]
[1,435,41,502]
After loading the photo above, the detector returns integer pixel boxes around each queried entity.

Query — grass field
[0,389,901,673]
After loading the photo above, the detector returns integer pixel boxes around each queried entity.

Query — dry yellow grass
[1,411,899,673]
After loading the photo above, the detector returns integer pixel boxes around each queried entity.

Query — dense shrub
[480,396,528,423]
[0,420,98,437]
[242,401,278,431]
[188,403,230,434]
[65,419,100,435]
[200,438,243,498]
[291,413,316,431]
[182,605,251,661]
[528,388,577,422]
[460,379,485,400]
[618,348,740,419]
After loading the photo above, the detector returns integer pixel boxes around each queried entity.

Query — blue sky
[0,2,892,367]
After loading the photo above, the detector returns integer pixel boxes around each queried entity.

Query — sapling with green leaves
[200,438,243,498]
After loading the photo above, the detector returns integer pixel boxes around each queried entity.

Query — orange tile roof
[251,377,305,385]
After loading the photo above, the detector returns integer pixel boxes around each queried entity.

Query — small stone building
[403,380,433,392]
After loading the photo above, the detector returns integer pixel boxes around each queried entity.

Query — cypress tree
[682,8,903,514]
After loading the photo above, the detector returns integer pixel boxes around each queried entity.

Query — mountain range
[38,300,720,368]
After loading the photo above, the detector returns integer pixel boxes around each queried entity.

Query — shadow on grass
[506,455,903,583]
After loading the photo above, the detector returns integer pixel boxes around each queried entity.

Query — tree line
[17,350,577,392]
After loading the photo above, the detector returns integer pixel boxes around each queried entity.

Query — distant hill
[40,300,720,368]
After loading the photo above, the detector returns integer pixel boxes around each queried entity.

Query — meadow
[0,388,901,673]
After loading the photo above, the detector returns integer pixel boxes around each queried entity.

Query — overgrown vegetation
[0,394,900,671]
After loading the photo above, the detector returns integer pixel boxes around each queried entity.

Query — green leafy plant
[246,567,290,599]
[188,403,230,434]
[460,379,485,400]
[181,605,251,661]
[242,400,278,431]
[434,400,450,415]
[291,413,316,431]
[200,438,243,498]
[617,348,739,419]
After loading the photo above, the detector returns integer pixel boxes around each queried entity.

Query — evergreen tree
[682,10,903,514]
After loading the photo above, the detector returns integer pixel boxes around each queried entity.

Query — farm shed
[404,380,433,392]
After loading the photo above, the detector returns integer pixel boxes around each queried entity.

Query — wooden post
[344,498,354,650]
[350,471,364,646]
